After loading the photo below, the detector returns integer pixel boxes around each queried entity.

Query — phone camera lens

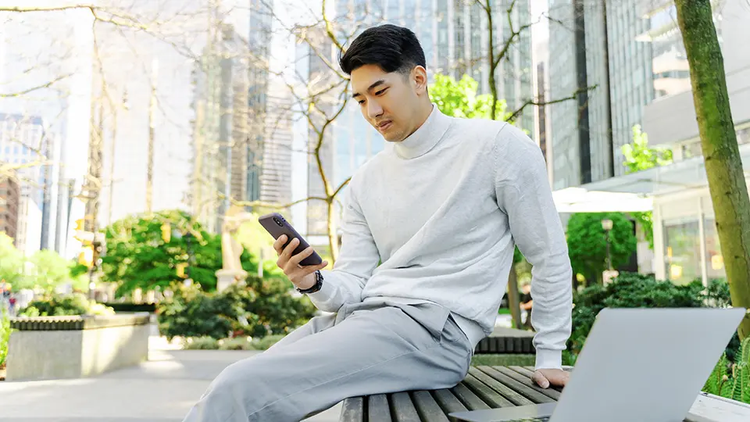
[273,217,283,227]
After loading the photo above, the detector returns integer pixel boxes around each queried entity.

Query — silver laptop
[450,307,746,422]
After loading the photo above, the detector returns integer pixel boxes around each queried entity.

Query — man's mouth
[377,120,392,132]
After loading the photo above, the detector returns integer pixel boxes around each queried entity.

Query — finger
[290,246,315,266]
[273,235,287,255]
[532,371,550,389]
[292,260,329,280]
[280,238,300,261]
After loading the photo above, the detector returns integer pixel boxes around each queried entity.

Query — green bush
[157,274,315,341]
[251,334,285,351]
[219,337,255,350]
[182,336,220,350]
[703,337,750,404]
[1,307,11,368]
[566,212,637,285]
[18,293,115,317]
[564,272,730,365]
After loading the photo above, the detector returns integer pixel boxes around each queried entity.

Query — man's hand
[532,368,569,389]
[273,235,329,290]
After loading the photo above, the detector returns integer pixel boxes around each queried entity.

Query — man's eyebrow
[352,79,387,98]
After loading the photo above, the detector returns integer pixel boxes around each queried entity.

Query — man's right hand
[273,235,329,290]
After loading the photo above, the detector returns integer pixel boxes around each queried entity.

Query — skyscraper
[0,113,61,255]
[548,0,653,189]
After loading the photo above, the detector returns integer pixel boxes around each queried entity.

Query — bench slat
[339,396,365,422]
[432,389,468,415]
[468,367,535,407]
[478,366,556,403]
[462,374,515,408]
[368,394,392,422]
[391,392,420,422]
[451,382,492,410]
[411,391,450,422]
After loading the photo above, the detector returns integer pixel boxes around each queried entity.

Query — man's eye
[376,88,387,95]
[357,100,365,105]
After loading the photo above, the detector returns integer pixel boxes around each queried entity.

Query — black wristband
[296,271,323,294]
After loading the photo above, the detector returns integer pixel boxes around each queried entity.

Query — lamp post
[602,218,614,271]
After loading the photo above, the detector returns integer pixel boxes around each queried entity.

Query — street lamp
[602,219,613,270]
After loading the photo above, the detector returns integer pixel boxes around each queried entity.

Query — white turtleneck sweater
[307,105,573,370]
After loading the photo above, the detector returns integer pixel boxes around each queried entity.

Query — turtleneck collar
[393,104,452,159]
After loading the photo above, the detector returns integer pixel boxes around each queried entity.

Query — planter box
[6,313,150,381]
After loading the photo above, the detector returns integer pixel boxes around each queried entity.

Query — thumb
[533,371,550,389]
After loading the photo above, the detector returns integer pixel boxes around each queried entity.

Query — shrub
[18,293,115,317]
[565,272,729,365]
[182,336,220,350]
[251,334,285,351]
[1,307,11,368]
[703,337,750,404]
[157,274,315,341]
[219,337,255,350]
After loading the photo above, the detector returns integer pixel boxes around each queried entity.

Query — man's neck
[403,102,434,140]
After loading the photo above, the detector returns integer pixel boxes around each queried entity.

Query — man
[521,282,534,329]
[184,24,572,422]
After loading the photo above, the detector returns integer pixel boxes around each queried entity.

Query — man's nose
[367,101,384,119]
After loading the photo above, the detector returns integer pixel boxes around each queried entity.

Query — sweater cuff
[305,271,338,310]
[535,348,562,370]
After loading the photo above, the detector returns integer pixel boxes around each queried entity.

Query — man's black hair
[339,24,426,76]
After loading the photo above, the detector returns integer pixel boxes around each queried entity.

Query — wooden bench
[339,365,750,422]
[474,327,535,354]
[340,365,558,421]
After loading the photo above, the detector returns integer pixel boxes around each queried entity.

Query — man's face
[351,64,427,142]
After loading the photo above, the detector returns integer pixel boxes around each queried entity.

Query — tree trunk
[676,0,750,340]
[507,267,522,329]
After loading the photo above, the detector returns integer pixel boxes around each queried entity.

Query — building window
[704,218,725,280]
[664,217,701,285]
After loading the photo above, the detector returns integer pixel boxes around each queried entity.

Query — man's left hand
[532,368,569,389]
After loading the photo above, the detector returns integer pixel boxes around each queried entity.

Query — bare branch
[506,85,598,123]
[0,73,71,98]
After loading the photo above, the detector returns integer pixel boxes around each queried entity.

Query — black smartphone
[258,212,323,266]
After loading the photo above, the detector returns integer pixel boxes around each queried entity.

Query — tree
[25,250,76,294]
[429,74,509,121]
[621,124,673,249]
[0,233,24,287]
[567,212,637,286]
[622,125,673,173]
[675,0,750,340]
[101,209,258,297]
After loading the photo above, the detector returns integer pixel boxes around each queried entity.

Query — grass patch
[471,353,535,367]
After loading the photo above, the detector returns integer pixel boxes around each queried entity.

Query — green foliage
[182,336,220,350]
[156,274,315,341]
[18,293,115,317]
[621,125,673,173]
[0,232,24,286]
[26,250,77,293]
[430,74,511,122]
[631,211,655,250]
[703,337,750,404]
[101,209,258,297]
[564,272,714,366]
[566,213,637,285]
[251,334,285,351]
[0,307,11,368]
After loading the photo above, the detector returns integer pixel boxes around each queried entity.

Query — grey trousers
[182,300,474,422]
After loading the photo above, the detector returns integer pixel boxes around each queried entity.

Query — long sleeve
[494,124,573,370]
[306,176,381,313]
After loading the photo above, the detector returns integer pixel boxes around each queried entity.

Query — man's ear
[412,66,428,95]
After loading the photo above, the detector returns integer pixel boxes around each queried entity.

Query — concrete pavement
[0,341,342,422]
